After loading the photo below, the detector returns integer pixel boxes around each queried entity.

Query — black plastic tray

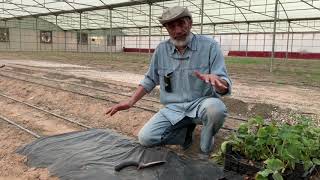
[223,144,319,180]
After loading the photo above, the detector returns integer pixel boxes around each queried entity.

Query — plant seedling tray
[224,144,319,180]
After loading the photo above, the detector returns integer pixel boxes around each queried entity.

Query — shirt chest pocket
[187,63,210,74]
[158,69,175,92]
[186,65,211,92]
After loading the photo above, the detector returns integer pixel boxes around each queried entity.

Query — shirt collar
[187,33,197,51]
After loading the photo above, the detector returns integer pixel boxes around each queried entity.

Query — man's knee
[206,104,226,120]
[200,98,227,122]
[138,129,154,147]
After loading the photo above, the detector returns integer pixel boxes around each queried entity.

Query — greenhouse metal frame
[1,0,320,71]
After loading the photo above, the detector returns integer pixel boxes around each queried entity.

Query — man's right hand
[105,101,133,116]
[106,85,148,117]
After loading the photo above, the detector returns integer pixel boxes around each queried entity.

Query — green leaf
[248,116,264,126]
[304,160,314,171]
[258,169,273,177]
[255,173,269,180]
[257,127,268,138]
[313,158,320,165]
[255,116,264,125]
[272,172,284,180]
[211,152,223,164]
[220,141,231,154]
[238,123,248,134]
[265,159,285,171]
[266,125,278,135]
[256,138,267,147]
[281,149,295,160]
[286,143,302,159]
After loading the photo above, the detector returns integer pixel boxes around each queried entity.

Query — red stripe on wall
[123,49,320,60]
[123,48,155,53]
[228,51,320,60]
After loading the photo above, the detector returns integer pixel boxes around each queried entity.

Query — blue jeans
[138,98,227,153]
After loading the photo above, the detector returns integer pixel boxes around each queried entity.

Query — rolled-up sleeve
[139,48,160,92]
[209,42,232,95]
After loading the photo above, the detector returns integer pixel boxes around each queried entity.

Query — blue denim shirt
[140,33,232,125]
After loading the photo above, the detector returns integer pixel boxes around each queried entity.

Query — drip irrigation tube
[0,114,40,138]
[0,93,92,129]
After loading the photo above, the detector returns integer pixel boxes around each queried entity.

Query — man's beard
[170,33,192,47]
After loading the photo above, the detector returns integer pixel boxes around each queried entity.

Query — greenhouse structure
[0,1,320,179]
[0,0,320,63]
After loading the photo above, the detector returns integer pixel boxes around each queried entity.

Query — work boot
[181,123,196,150]
[208,136,215,153]
[198,137,215,160]
[197,152,210,160]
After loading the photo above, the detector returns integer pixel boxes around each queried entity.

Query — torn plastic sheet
[17,128,227,180]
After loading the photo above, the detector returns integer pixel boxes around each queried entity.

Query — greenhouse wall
[1,18,319,57]
[0,18,121,53]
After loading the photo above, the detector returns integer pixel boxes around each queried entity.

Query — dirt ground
[0,121,58,180]
[0,58,319,180]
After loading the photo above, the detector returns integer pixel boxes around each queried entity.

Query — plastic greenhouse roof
[1,0,320,35]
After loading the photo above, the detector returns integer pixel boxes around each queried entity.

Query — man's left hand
[194,71,228,94]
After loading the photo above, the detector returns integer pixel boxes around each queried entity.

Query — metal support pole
[238,34,241,50]
[53,15,57,52]
[64,30,66,52]
[270,0,279,72]
[87,29,89,52]
[36,17,38,51]
[148,3,152,55]
[89,30,91,53]
[246,23,250,56]
[79,12,82,53]
[290,33,294,53]
[200,0,204,34]
[312,32,315,54]
[285,21,291,60]
[139,28,141,55]
[123,35,126,51]
[19,19,22,51]
[160,27,163,41]
[5,20,10,50]
[104,29,107,52]
[109,9,113,59]
[120,29,123,52]
[263,33,266,51]
[136,36,138,53]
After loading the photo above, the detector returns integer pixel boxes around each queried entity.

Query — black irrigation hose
[5,64,140,90]
[0,92,92,129]
[2,68,160,104]
[229,73,320,88]
[0,85,235,134]
[0,114,41,138]
[0,66,236,138]
[0,73,157,113]
[0,73,244,131]
[229,116,247,122]
[1,70,248,122]
[221,126,235,132]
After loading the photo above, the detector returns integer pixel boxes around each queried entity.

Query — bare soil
[0,121,58,180]
[0,55,319,180]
